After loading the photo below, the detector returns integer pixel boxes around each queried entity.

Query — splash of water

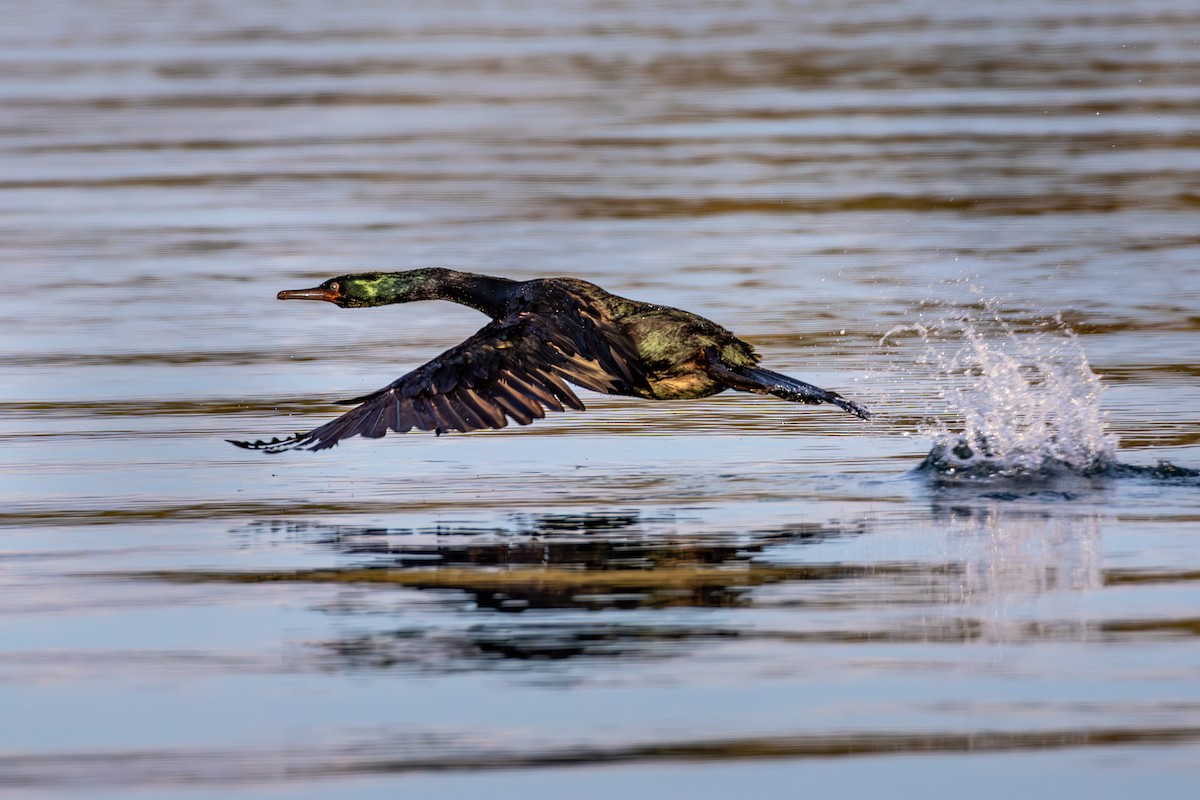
[884,300,1118,481]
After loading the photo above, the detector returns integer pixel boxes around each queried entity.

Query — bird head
[277,271,444,308]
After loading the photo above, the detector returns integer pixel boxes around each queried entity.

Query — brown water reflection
[5,725,1200,791]
[103,508,1200,680]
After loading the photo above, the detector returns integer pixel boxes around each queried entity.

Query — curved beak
[277,285,337,303]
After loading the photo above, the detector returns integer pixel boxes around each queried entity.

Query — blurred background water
[2,1,1199,797]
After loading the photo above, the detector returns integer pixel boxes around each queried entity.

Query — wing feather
[459,387,507,429]
[491,381,537,425]
[229,305,646,452]
[409,395,438,431]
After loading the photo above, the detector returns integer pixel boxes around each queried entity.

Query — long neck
[382,268,518,320]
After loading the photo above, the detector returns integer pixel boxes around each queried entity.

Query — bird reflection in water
[169,506,1110,674]
[233,512,862,673]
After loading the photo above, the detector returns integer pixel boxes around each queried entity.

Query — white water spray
[884,299,1118,479]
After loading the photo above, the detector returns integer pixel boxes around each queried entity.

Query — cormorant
[230,269,870,452]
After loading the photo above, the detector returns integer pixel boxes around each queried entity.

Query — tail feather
[707,358,871,420]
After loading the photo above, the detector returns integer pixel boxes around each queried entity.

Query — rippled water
[3,1,1200,797]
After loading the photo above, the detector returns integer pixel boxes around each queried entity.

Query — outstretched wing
[229,309,645,453]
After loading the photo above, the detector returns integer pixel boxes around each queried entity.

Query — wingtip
[226,434,307,453]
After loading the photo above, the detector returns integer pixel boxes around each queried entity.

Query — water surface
[2,1,1199,797]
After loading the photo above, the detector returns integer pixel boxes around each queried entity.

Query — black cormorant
[230,269,870,452]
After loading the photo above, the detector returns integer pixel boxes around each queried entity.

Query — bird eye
[327,281,340,293]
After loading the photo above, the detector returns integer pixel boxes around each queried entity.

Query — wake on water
[881,299,1197,487]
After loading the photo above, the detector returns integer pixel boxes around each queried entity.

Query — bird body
[522,276,758,400]
[231,269,869,452]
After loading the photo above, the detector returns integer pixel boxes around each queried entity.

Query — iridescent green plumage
[230,269,869,452]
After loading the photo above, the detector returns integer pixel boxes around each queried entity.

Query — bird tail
[706,356,871,420]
